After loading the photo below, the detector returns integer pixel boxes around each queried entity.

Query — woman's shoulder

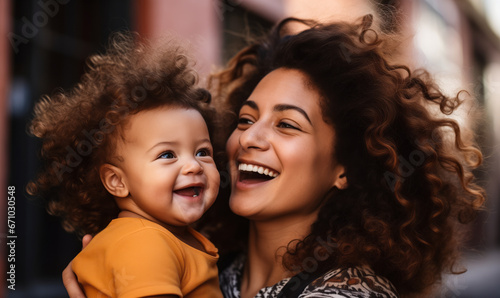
[219,254,398,298]
[300,266,399,298]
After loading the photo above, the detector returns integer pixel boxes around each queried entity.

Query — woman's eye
[196,148,212,157]
[277,121,299,130]
[158,151,176,159]
[238,117,254,126]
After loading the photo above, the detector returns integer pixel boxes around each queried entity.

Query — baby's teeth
[258,167,264,174]
[264,168,269,175]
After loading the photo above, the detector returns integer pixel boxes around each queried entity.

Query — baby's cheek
[208,165,221,187]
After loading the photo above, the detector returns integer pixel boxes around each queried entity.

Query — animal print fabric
[219,255,399,298]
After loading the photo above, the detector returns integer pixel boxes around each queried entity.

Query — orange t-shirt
[73,218,222,298]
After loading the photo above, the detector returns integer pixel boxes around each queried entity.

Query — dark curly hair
[207,16,485,296]
[27,32,214,237]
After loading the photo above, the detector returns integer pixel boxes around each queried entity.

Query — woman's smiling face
[226,68,347,222]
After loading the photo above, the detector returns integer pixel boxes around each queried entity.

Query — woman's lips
[236,162,280,186]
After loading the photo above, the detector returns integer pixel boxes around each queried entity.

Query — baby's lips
[174,186,202,197]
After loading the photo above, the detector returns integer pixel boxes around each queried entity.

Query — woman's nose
[238,121,270,151]
[182,157,204,175]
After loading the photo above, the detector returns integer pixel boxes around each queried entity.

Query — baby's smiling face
[103,106,220,229]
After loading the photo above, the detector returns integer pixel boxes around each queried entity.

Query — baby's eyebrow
[274,104,312,124]
[198,138,212,145]
[147,138,212,153]
[147,141,178,153]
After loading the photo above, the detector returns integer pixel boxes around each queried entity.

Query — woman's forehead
[247,68,322,110]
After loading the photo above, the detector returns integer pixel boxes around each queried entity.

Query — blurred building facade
[2,0,499,297]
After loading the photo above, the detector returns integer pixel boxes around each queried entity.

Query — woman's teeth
[238,163,278,178]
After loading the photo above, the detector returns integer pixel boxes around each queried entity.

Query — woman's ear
[333,165,348,190]
[100,164,129,198]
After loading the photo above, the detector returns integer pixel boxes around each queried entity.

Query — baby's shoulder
[85,217,184,259]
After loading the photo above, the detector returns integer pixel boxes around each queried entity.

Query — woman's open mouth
[238,163,279,183]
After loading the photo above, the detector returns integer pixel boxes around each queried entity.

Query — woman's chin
[229,198,259,218]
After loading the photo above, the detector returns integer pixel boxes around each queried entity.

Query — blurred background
[1,0,499,297]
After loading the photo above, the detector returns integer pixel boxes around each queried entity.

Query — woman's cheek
[226,130,240,154]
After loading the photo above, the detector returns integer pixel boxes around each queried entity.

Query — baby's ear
[100,164,129,198]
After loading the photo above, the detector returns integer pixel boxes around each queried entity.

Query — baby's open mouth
[174,186,203,197]
[238,163,279,183]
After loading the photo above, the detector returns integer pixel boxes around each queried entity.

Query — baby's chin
[174,196,216,223]
[175,208,207,225]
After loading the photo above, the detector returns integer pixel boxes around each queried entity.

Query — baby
[27,33,222,297]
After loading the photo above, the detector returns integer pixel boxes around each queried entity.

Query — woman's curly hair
[27,32,213,237]
[208,16,485,296]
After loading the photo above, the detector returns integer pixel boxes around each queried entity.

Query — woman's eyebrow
[241,100,258,111]
[274,104,312,124]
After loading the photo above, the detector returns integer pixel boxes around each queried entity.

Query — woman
[64,16,484,297]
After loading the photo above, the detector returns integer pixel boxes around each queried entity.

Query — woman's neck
[240,214,318,298]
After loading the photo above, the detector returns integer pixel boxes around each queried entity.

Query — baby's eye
[196,148,212,157]
[158,151,176,159]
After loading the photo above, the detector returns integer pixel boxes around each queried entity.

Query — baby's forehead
[113,106,210,146]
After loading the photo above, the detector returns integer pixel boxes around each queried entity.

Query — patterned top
[219,255,399,298]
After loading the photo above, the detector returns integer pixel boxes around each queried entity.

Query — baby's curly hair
[27,32,213,237]
[208,16,485,296]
